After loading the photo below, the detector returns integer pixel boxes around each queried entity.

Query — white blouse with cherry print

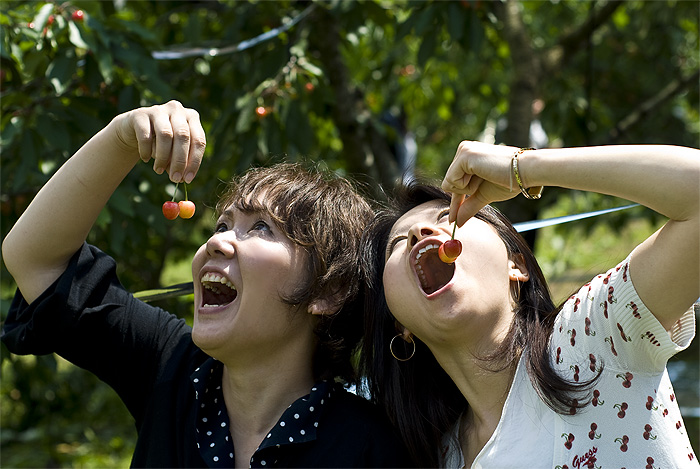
[441,252,697,469]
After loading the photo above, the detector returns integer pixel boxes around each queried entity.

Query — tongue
[419,250,455,295]
[203,285,237,306]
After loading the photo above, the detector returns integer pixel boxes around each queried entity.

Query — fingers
[133,100,205,183]
[455,191,489,227]
[184,108,206,184]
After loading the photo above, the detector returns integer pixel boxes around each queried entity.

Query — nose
[407,225,438,248]
[206,232,235,258]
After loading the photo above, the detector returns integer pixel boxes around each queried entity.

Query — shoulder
[317,387,414,466]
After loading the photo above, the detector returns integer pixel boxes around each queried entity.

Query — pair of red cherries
[162,183,195,220]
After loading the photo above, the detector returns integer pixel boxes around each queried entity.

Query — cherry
[72,10,85,21]
[179,201,195,218]
[438,222,462,264]
[162,201,179,220]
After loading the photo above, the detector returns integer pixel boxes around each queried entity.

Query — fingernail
[185,172,195,184]
[155,166,164,175]
[171,172,182,183]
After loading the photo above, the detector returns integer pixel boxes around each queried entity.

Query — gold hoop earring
[511,278,521,303]
[390,334,416,362]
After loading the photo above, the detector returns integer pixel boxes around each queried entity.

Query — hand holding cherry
[162,182,196,220]
[438,222,462,264]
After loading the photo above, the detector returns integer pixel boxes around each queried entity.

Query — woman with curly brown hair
[2,101,412,468]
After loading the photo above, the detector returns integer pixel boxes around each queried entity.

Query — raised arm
[442,142,700,329]
[2,101,205,304]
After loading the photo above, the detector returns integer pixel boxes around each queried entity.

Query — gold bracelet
[511,148,543,200]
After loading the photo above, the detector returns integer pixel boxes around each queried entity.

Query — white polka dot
[312,387,317,391]
[197,443,200,448]
[195,367,200,372]
[314,422,318,427]
[201,403,205,408]
[214,398,218,403]
[309,406,314,412]
[280,421,286,427]
[213,456,219,462]
[229,453,233,458]
[207,431,212,436]
[261,461,266,466]
[225,435,229,441]
[202,418,208,422]
[221,422,226,427]
[193,378,199,383]
[321,399,324,404]
[289,436,294,442]
[210,443,215,448]
[300,429,306,435]
[267,433,272,438]
[294,413,300,419]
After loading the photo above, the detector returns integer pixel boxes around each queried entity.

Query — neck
[221,350,316,436]
[430,330,519,465]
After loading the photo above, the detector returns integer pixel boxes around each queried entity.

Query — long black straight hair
[359,182,600,467]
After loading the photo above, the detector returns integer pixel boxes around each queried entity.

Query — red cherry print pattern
[643,423,657,440]
[607,285,615,304]
[569,328,577,346]
[605,336,618,356]
[570,365,580,382]
[646,456,655,469]
[645,396,657,411]
[588,353,597,372]
[584,317,596,336]
[676,420,683,430]
[556,347,563,364]
[627,301,641,318]
[588,422,600,440]
[561,432,575,450]
[670,393,675,402]
[614,434,629,452]
[616,371,633,388]
[601,300,608,318]
[569,398,578,416]
[591,389,604,407]
[617,323,632,342]
[622,263,628,281]
[574,297,581,312]
[642,331,661,346]
[614,402,628,418]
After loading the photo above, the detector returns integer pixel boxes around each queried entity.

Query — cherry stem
[171,182,179,202]
[451,221,457,240]
[184,182,188,201]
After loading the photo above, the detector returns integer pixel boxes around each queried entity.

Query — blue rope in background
[134,203,640,301]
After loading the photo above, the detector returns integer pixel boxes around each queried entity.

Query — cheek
[382,262,407,319]
[191,244,207,277]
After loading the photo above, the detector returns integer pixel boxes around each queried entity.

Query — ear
[508,253,530,282]
[393,320,413,341]
[307,288,348,316]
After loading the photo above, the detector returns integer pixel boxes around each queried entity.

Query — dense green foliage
[1,1,697,465]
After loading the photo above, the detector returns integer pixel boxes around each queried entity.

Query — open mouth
[200,272,237,307]
[413,242,456,295]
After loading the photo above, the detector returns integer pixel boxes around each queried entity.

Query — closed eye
[387,235,407,258]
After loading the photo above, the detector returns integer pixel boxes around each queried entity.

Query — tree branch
[307,6,397,191]
[542,0,623,74]
[606,69,700,143]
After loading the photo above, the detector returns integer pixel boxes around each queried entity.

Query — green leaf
[46,51,77,95]
[32,3,54,32]
[68,21,90,50]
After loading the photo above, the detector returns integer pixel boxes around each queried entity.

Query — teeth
[415,244,438,261]
[200,272,236,292]
[414,244,438,288]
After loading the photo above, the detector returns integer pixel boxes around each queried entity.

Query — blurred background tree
[1,0,697,466]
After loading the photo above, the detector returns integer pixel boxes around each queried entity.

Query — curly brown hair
[216,162,373,383]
